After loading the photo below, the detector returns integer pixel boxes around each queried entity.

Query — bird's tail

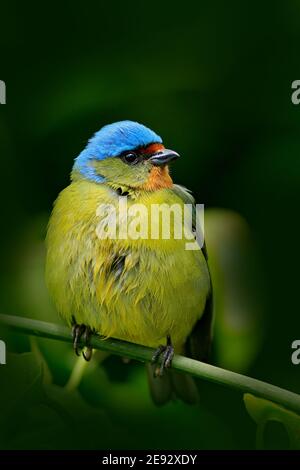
[146,365,199,405]
[146,293,213,406]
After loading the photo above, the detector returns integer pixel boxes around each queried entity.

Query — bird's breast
[45,180,210,349]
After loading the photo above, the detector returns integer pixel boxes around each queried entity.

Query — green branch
[1,313,300,414]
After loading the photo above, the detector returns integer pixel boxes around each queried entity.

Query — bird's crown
[73,121,162,182]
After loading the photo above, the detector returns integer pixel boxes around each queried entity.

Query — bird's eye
[121,152,139,165]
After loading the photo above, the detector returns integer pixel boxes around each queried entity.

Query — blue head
[73,120,179,190]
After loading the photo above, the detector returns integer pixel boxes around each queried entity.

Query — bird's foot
[151,335,174,377]
[71,320,93,362]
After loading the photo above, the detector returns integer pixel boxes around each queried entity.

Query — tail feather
[170,370,199,405]
[146,365,199,405]
[147,292,213,406]
[146,364,172,406]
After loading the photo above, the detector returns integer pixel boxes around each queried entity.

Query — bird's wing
[171,184,213,362]
[185,287,213,363]
[185,219,213,363]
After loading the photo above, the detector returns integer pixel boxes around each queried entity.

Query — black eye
[121,152,139,165]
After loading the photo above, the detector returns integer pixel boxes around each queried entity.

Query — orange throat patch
[140,166,173,191]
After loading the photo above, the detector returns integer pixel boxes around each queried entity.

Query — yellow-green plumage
[46,178,210,353]
[45,120,212,404]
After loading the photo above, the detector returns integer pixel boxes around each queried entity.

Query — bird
[45,120,212,404]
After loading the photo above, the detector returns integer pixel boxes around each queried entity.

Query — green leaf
[244,393,300,449]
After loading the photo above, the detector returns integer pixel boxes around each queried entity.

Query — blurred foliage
[206,210,264,372]
[0,0,300,450]
[0,351,236,450]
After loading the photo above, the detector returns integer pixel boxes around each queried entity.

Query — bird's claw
[72,321,93,361]
[151,335,174,377]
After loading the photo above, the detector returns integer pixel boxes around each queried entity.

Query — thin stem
[65,350,109,392]
[1,313,300,414]
[65,355,90,393]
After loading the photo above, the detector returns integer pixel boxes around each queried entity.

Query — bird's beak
[148,149,180,166]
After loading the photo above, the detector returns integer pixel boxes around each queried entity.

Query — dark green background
[0,0,300,450]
